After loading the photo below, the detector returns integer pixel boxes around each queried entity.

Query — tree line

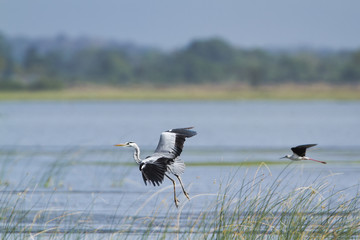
[1,33,360,90]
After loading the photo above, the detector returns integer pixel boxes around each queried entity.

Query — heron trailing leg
[175,174,190,200]
[165,174,179,208]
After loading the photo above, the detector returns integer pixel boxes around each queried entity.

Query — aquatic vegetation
[0,162,359,239]
[193,165,360,239]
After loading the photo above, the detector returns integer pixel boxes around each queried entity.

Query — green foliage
[0,79,25,90]
[0,33,14,80]
[0,78,64,91]
[28,77,64,91]
[1,33,360,90]
[341,50,360,83]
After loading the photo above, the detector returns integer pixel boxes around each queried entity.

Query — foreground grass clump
[177,166,360,239]
[104,165,360,239]
[0,164,359,239]
[128,165,359,240]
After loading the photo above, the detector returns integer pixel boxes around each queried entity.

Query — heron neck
[132,144,142,164]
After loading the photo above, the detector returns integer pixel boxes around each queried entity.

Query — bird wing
[291,144,317,157]
[167,157,186,175]
[140,157,170,186]
[154,127,197,158]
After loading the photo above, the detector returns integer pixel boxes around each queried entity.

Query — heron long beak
[114,144,126,147]
[280,156,286,159]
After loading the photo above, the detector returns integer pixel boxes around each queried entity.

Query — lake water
[1,100,360,147]
[0,100,359,237]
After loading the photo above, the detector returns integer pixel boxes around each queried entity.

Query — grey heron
[281,144,326,164]
[114,127,197,207]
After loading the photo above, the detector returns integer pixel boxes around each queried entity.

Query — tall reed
[1,163,359,239]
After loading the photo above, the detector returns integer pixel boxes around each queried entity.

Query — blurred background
[0,1,360,236]
[0,0,360,91]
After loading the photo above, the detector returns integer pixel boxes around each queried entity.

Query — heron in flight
[281,144,326,164]
[114,127,197,207]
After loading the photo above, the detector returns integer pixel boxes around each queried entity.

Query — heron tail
[167,157,186,175]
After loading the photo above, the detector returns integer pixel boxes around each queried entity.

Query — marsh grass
[0,151,12,186]
[0,162,359,239]
[179,164,360,239]
[38,155,67,188]
[123,163,360,240]
[0,184,34,239]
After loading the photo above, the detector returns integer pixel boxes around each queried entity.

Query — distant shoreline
[0,84,359,101]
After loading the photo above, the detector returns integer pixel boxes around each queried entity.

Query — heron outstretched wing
[140,157,170,186]
[154,127,197,158]
[291,144,317,157]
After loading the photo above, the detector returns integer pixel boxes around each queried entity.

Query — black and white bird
[114,127,197,207]
[281,144,326,164]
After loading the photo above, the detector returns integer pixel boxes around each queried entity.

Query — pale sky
[1,0,359,50]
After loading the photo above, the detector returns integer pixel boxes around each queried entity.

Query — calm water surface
[0,100,359,236]
[0,100,359,147]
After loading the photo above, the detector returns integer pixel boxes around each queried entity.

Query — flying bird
[281,144,326,164]
[114,127,197,207]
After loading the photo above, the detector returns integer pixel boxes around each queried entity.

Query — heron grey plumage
[114,127,197,207]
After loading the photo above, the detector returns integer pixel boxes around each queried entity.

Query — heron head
[114,141,137,148]
[280,155,291,159]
